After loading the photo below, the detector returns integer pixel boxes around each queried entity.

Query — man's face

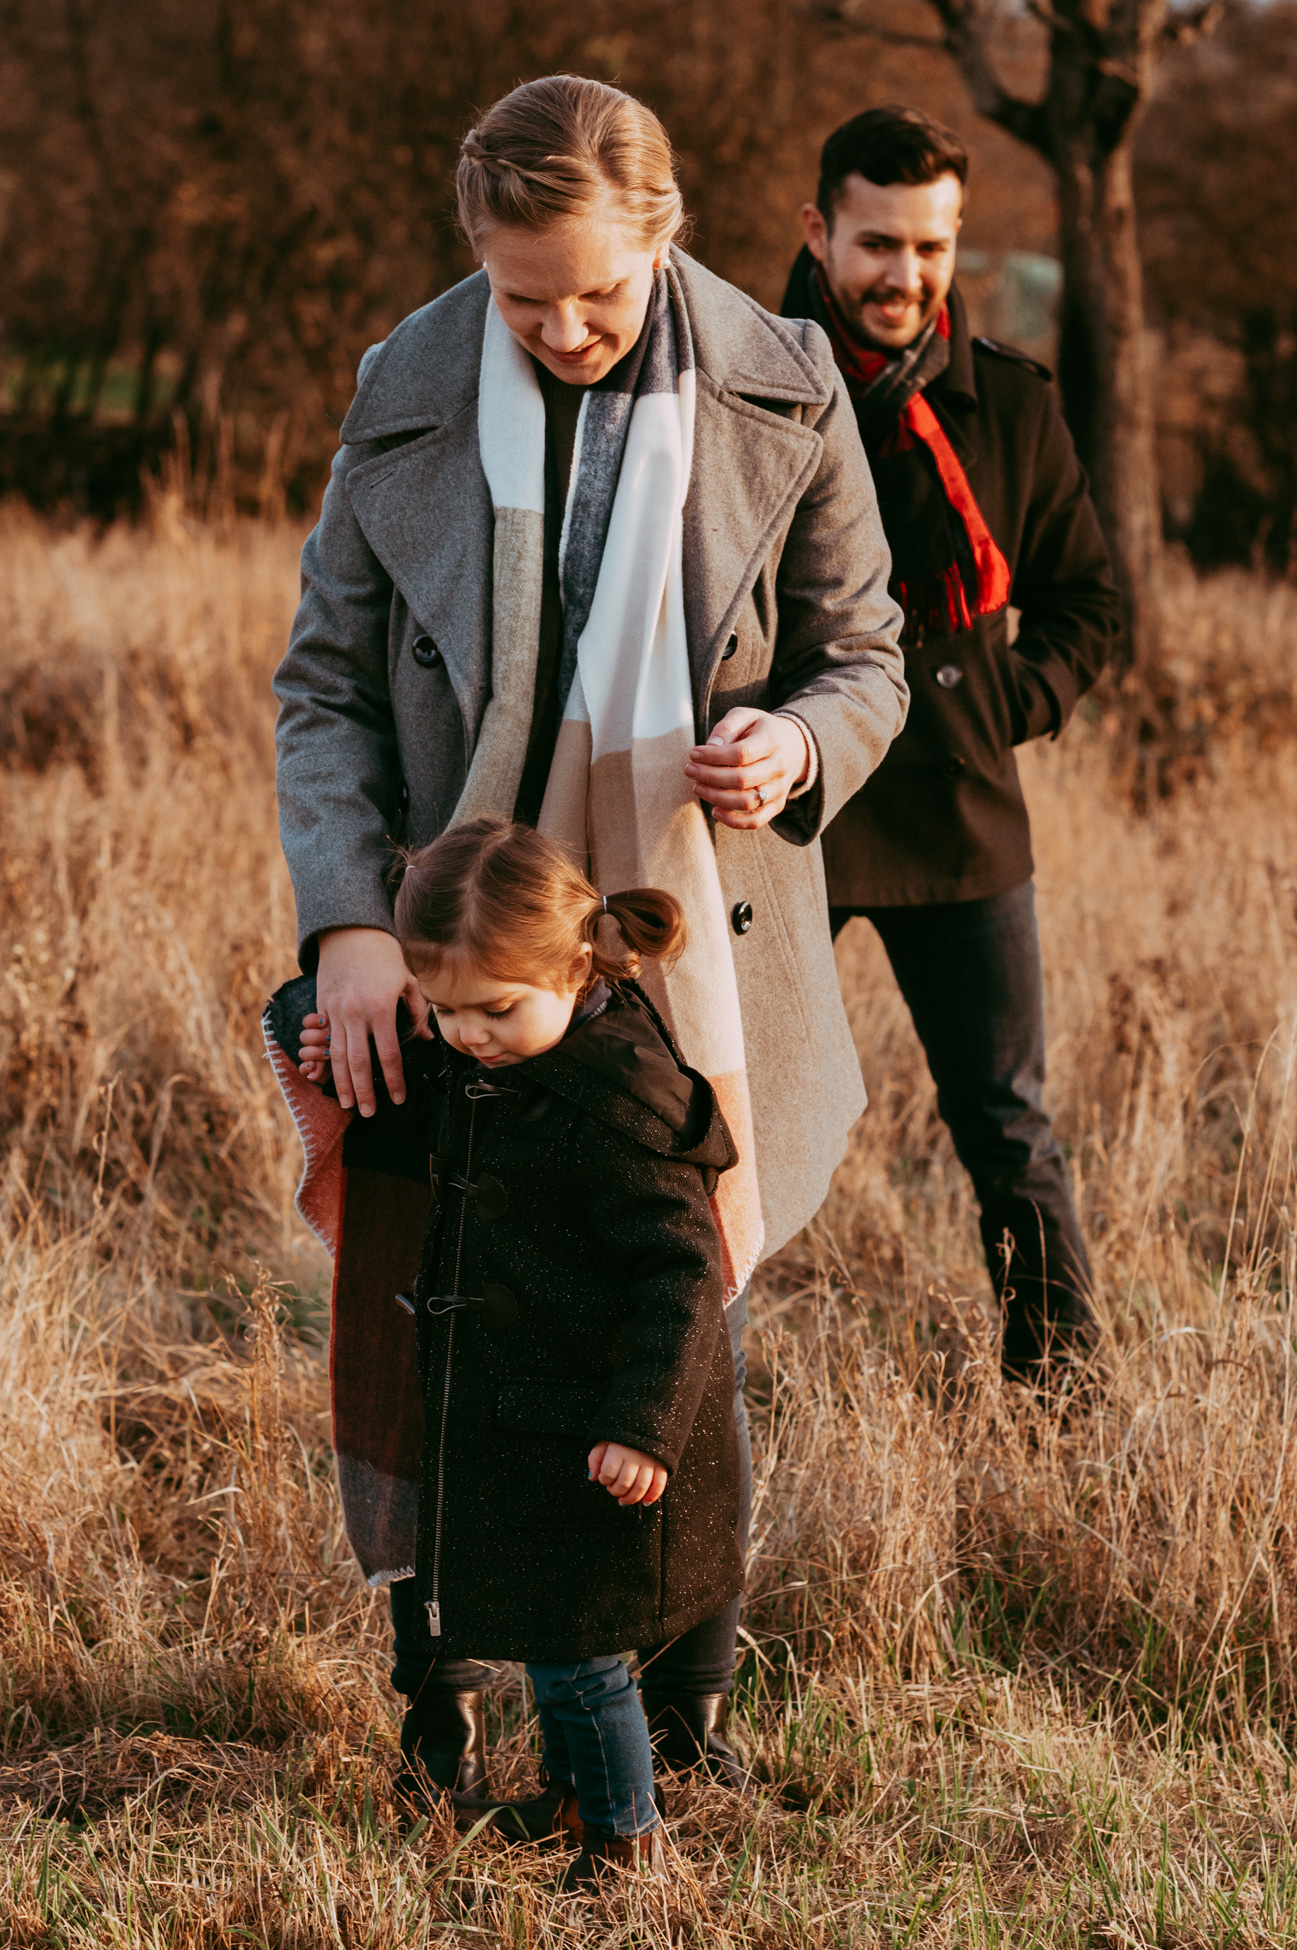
[801,171,963,352]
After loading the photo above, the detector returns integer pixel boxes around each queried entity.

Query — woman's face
[482,211,668,386]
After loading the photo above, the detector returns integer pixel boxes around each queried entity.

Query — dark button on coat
[408,985,743,1664]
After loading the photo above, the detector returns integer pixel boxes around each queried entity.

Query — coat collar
[339,250,831,725]
[340,248,830,443]
[928,284,978,412]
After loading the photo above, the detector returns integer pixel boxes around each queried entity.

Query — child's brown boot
[492,1772,583,1846]
[558,1825,664,1891]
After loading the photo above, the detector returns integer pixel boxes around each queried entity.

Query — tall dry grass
[3,504,1297,1944]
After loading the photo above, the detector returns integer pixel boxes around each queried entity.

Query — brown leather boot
[493,1772,583,1846]
[641,1691,751,1795]
[392,1687,492,1821]
[559,1825,664,1891]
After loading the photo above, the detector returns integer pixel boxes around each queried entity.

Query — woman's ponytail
[589,887,685,982]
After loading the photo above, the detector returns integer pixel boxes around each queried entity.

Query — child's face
[415,949,592,1068]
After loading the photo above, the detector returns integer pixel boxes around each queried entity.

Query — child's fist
[587,1441,668,1507]
[298,1010,332,1085]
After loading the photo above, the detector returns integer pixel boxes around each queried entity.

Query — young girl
[300,817,742,1887]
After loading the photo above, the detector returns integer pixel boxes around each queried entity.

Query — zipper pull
[425,1600,442,1637]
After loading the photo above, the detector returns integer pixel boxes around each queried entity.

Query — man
[783,105,1121,1379]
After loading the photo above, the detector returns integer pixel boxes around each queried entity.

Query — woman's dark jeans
[390,1292,753,1700]
[832,879,1094,1374]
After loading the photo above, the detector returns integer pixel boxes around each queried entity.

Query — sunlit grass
[2,507,1297,1944]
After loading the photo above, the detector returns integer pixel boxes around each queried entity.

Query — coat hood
[451,982,738,1175]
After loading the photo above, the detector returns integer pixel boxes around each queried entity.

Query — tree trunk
[1053,126,1163,669]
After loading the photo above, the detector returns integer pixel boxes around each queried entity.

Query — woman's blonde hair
[395,818,685,993]
[456,75,685,254]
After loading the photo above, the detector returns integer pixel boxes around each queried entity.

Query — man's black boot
[392,1687,492,1819]
[641,1692,750,1794]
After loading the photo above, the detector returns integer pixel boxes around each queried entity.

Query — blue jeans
[391,1290,753,1699]
[526,1656,658,1837]
[831,880,1094,1373]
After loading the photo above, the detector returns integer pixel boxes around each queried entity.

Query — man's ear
[801,201,829,262]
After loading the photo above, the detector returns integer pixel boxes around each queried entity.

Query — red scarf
[815,277,1012,637]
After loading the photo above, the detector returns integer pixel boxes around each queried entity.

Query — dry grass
[2,503,1297,1945]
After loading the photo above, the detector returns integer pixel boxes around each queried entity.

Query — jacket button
[731,900,753,935]
[945,757,966,778]
[721,633,739,661]
[935,663,964,688]
[412,633,439,667]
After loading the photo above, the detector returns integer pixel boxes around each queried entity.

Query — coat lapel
[673,254,832,707]
[345,417,492,733]
[334,257,838,731]
[341,274,494,729]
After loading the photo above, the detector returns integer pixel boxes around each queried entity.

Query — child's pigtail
[589,888,686,983]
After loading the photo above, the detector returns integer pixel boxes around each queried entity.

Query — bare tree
[825,0,1221,670]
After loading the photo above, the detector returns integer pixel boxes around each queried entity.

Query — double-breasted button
[721,633,739,661]
[935,663,964,688]
[412,633,440,667]
[475,1174,508,1221]
[945,757,966,778]
[731,900,753,935]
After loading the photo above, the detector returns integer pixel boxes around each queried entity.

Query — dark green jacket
[409,983,743,1663]
[782,257,1121,906]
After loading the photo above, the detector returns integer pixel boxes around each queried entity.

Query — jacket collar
[340,247,830,443]
[928,284,977,413]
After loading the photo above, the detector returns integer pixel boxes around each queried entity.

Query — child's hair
[394,818,685,992]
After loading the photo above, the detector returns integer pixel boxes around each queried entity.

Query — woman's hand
[315,926,432,1117]
[588,1440,669,1507]
[685,707,810,830]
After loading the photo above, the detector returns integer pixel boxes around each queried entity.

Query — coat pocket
[497,1381,605,1436]
[495,1382,660,1531]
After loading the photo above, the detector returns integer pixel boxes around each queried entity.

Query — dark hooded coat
[398,982,743,1663]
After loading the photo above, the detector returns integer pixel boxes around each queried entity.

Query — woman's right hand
[314,927,432,1117]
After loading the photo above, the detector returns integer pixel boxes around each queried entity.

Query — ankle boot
[641,1691,750,1794]
[493,1771,583,1847]
[559,1825,664,1891]
[393,1687,491,1817]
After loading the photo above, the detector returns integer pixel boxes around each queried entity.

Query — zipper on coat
[425,1092,477,1639]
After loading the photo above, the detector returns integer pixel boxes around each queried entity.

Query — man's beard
[838,281,938,350]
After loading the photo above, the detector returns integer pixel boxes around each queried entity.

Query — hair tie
[602,894,608,913]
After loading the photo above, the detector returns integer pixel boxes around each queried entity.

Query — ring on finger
[756,782,776,807]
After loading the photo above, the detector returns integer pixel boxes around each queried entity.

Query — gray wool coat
[273,248,907,1257]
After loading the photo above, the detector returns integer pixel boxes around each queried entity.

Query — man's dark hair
[817,104,968,224]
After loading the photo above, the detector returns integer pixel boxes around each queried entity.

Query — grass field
[2,503,1296,1946]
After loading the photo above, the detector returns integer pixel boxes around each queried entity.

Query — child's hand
[298,1011,332,1085]
[588,1441,668,1507]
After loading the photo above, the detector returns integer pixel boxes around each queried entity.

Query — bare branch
[805,3,948,48]
[1161,0,1224,47]
[925,0,1054,156]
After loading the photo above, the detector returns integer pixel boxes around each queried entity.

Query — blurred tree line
[1138,0,1297,576]
[0,0,988,514]
[0,0,1292,580]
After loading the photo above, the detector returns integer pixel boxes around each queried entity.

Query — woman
[270,74,905,1811]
